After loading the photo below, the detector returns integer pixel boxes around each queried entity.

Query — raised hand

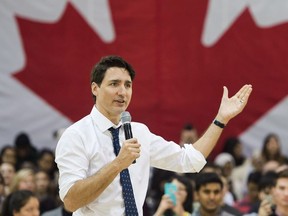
[216,84,253,124]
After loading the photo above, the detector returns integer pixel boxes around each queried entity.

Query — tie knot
[109,127,119,136]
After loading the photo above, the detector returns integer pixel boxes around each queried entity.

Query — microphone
[121,111,133,139]
[121,111,135,163]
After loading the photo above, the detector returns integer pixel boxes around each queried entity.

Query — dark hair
[259,171,277,191]
[273,168,288,186]
[37,148,55,160]
[222,137,240,156]
[37,148,57,180]
[164,174,194,216]
[194,172,223,191]
[182,123,195,131]
[90,55,136,102]
[261,133,281,161]
[0,145,15,163]
[0,173,4,185]
[174,175,193,213]
[1,190,37,216]
[14,132,32,148]
[247,171,262,184]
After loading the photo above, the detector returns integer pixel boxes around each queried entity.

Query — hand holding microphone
[121,111,138,163]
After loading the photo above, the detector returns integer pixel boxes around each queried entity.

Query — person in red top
[234,171,262,214]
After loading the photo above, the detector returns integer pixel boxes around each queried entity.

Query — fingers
[259,199,273,216]
[236,84,253,103]
[121,139,141,160]
[126,139,141,153]
[222,86,228,99]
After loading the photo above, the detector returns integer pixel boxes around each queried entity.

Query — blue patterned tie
[109,127,138,216]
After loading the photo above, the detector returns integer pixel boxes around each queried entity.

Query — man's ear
[91,82,99,97]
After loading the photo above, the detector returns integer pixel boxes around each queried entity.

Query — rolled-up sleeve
[55,129,89,201]
[182,143,206,172]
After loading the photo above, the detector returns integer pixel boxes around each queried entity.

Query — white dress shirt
[55,106,206,216]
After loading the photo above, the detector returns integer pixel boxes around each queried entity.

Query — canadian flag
[1,0,288,159]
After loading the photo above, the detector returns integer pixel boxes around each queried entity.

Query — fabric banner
[1,0,287,159]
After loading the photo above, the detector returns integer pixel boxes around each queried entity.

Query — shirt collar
[90,106,122,132]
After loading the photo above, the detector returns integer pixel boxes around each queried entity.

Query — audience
[0,174,5,211]
[154,174,193,216]
[249,171,277,214]
[222,137,246,167]
[192,172,241,216]
[214,152,237,203]
[269,168,288,216]
[36,149,58,182]
[0,146,17,166]
[179,123,198,147]
[14,132,38,171]
[1,190,40,216]
[0,130,287,215]
[234,171,262,214]
[260,133,288,165]
[9,168,36,193]
[35,170,57,214]
[231,151,265,200]
[0,162,16,195]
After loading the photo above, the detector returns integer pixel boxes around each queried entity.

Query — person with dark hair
[179,123,198,147]
[154,174,193,216]
[0,162,16,195]
[222,136,245,167]
[37,149,57,181]
[269,168,288,216]
[234,171,262,214]
[192,172,241,216]
[249,171,278,214]
[55,55,252,215]
[0,173,5,211]
[260,133,288,165]
[0,145,17,166]
[1,190,40,216]
[34,170,58,214]
[14,132,38,170]
[244,168,288,216]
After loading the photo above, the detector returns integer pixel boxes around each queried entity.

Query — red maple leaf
[14,1,288,158]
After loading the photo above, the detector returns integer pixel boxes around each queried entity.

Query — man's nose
[209,193,216,199]
[117,85,126,94]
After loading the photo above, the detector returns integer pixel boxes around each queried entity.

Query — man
[269,168,288,216]
[192,172,242,216]
[244,168,288,216]
[55,55,252,215]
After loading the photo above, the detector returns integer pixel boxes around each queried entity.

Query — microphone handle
[123,123,133,139]
[123,123,136,163]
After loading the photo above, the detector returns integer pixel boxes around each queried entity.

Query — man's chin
[115,107,127,115]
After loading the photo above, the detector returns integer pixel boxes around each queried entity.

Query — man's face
[196,183,223,213]
[272,177,288,208]
[92,67,132,123]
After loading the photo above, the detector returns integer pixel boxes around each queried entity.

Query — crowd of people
[145,125,288,216]
[0,132,70,216]
[1,127,287,216]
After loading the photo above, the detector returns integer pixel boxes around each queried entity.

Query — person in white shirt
[55,55,252,216]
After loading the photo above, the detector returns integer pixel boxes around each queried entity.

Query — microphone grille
[121,111,131,123]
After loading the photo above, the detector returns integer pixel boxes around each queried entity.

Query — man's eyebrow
[108,79,121,83]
